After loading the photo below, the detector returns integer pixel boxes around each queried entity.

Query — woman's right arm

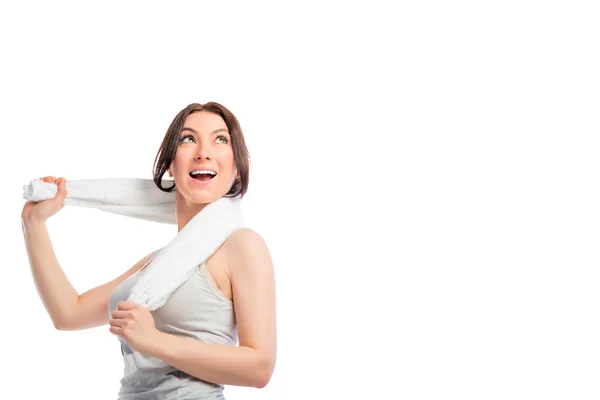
[22,218,159,331]
[21,176,158,331]
[22,218,78,329]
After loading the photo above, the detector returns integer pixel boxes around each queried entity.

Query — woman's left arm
[147,228,277,388]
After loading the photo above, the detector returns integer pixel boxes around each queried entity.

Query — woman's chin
[187,190,224,205]
[175,178,228,204]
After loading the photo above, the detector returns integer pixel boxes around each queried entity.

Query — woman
[21,102,277,399]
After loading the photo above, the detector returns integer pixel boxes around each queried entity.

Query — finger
[55,178,68,201]
[109,318,128,328]
[56,178,66,190]
[40,176,57,183]
[109,326,123,336]
[117,301,139,311]
[111,310,129,319]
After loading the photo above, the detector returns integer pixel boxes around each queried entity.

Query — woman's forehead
[183,111,227,131]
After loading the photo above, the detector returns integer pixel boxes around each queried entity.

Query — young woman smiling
[21,102,277,399]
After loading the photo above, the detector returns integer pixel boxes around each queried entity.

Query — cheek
[171,150,190,170]
[217,149,236,168]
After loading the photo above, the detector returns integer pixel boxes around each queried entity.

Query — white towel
[23,178,178,225]
[22,178,244,311]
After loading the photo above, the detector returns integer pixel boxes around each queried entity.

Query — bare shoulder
[228,227,268,248]
[227,228,270,254]
[225,228,272,273]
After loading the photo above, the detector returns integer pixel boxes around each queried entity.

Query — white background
[1,1,599,399]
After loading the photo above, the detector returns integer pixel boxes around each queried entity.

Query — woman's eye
[180,135,228,144]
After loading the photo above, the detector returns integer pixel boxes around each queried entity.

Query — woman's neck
[174,191,209,232]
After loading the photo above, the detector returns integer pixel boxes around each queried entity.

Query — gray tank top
[108,252,237,400]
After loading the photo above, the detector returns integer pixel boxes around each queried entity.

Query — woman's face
[169,111,238,204]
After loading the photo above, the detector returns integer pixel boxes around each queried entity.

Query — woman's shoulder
[227,228,268,251]
[230,227,263,240]
[223,227,271,272]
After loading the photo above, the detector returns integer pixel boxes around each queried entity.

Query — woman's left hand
[109,301,159,356]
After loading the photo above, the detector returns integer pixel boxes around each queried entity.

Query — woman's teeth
[190,170,216,181]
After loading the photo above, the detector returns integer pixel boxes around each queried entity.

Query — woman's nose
[194,143,213,160]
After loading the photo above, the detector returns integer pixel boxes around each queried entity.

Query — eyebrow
[180,127,230,136]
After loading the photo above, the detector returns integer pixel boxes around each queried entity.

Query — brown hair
[152,102,250,198]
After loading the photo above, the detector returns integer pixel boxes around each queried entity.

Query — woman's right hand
[21,176,68,225]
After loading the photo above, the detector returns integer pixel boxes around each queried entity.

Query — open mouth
[189,171,217,182]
